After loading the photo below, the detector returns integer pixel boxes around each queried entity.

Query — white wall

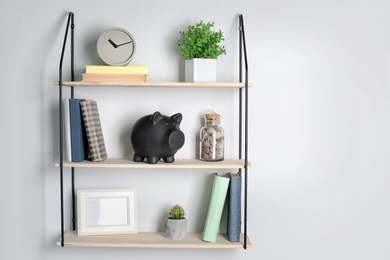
[1,0,390,259]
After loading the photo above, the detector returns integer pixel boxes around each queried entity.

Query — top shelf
[55,81,252,88]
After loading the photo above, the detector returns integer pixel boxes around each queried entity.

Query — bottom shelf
[57,231,252,249]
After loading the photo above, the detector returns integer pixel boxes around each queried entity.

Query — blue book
[227,172,242,242]
[63,99,72,162]
[69,99,86,162]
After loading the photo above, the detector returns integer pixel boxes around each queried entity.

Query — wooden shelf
[55,158,252,169]
[57,231,252,249]
[55,81,252,88]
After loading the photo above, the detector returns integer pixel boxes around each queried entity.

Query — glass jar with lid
[199,111,224,161]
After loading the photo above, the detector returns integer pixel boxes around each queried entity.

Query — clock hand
[108,39,118,48]
[116,41,132,47]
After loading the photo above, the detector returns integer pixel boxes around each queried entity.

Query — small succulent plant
[168,204,185,219]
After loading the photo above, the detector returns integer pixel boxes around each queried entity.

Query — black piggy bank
[130,111,185,164]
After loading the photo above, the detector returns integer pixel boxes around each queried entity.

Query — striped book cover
[80,100,107,162]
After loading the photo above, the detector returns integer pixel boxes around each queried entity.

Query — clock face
[97,28,136,66]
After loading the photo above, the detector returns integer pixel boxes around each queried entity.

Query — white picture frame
[77,189,137,236]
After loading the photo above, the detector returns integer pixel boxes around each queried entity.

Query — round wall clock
[97,27,136,66]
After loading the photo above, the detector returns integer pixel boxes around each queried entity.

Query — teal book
[227,172,242,242]
[63,99,72,162]
[69,99,86,162]
[202,173,230,243]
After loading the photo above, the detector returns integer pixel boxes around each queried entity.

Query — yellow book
[81,74,148,82]
[85,65,149,75]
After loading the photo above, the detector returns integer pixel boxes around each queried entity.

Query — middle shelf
[55,158,252,169]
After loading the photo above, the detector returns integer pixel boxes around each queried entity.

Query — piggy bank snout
[168,130,185,149]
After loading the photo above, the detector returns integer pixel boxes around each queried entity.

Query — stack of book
[81,65,149,82]
[202,172,242,243]
[64,98,107,162]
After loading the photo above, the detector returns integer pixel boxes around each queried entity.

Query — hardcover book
[227,172,242,242]
[202,173,230,243]
[63,99,72,162]
[80,100,107,162]
[85,65,149,75]
[81,73,148,82]
[69,99,87,162]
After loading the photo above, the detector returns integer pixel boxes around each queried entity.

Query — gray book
[227,172,242,242]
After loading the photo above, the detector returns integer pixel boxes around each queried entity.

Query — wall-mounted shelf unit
[56,12,251,249]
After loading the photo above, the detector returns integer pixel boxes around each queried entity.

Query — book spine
[69,99,86,162]
[202,174,230,243]
[63,99,72,162]
[81,74,148,82]
[80,100,107,162]
[227,173,242,242]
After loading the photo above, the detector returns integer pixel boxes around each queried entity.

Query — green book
[202,173,230,242]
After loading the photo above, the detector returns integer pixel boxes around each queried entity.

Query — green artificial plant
[168,204,186,219]
[177,20,226,60]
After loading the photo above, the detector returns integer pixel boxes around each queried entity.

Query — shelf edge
[54,81,253,88]
[54,158,252,169]
[57,231,252,249]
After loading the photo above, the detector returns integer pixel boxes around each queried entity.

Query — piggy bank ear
[171,113,182,124]
[151,111,163,124]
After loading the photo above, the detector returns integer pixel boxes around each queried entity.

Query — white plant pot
[164,218,187,240]
[185,58,216,82]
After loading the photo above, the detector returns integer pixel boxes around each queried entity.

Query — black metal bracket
[58,11,75,247]
[238,14,249,250]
